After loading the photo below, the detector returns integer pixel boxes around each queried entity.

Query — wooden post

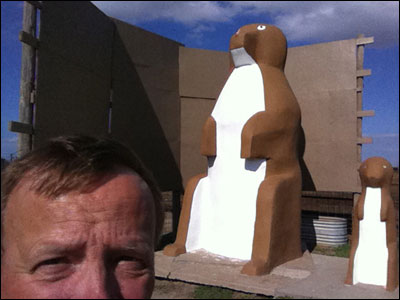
[18,2,37,156]
[172,190,182,238]
[356,34,365,167]
[355,34,374,198]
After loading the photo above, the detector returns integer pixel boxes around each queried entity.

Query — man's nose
[73,264,110,299]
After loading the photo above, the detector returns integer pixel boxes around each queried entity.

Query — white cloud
[93,1,237,25]
[92,1,399,48]
[265,1,398,47]
[186,24,216,46]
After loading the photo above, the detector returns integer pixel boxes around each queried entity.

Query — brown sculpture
[164,24,303,276]
[345,157,398,291]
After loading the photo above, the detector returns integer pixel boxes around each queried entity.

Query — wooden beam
[8,121,34,135]
[356,36,374,46]
[27,1,43,9]
[357,110,375,117]
[30,90,36,103]
[357,137,373,145]
[19,30,40,48]
[356,69,371,77]
[356,36,365,166]
[18,1,37,156]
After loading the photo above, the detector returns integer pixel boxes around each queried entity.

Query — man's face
[1,170,156,299]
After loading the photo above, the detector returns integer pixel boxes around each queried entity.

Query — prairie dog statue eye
[257,25,267,31]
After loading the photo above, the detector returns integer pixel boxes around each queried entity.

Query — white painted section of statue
[353,187,388,287]
[185,47,266,260]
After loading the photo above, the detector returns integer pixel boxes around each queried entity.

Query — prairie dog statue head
[229,24,287,69]
[359,157,394,188]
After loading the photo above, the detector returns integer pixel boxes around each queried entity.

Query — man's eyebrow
[28,239,152,256]
[110,238,153,255]
[26,240,87,259]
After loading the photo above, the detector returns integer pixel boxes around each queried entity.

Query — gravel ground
[151,278,271,299]
[152,279,197,299]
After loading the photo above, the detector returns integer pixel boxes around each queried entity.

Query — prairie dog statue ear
[165,24,303,277]
[345,157,398,291]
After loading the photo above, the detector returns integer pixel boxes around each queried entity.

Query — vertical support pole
[172,190,182,238]
[356,34,365,166]
[18,2,37,156]
[355,34,365,189]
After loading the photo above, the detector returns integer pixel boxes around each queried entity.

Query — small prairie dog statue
[164,24,303,275]
[345,157,398,291]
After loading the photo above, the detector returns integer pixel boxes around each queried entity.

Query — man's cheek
[0,273,56,299]
[120,273,155,299]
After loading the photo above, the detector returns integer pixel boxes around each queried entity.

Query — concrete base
[155,250,399,299]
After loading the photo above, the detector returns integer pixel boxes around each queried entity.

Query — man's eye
[115,256,147,272]
[31,257,73,281]
[44,257,67,265]
[117,256,143,266]
[35,257,68,269]
[33,257,72,276]
[118,256,135,262]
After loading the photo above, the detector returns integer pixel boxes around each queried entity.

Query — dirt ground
[152,279,197,299]
[152,278,271,299]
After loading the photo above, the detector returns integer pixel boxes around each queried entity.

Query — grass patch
[312,243,350,258]
[193,285,272,299]
[334,243,350,257]
[194,285,233,299]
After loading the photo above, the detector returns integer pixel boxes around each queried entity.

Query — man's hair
[1,135,164,251]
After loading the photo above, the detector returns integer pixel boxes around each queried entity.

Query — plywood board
[111,20,182,191]
[285,39,357,94]
[180,97,216,187]
[179,47,230,99]
[39,2,114,77]
[298,89,358,191]
[110,77,182,192]
[112,19,182,171]
[34,1,113,146]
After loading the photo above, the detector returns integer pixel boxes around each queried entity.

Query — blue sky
[1,1,399,166]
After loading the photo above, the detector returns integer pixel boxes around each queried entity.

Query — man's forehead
[4,171,155,244]
[10,169,151,207]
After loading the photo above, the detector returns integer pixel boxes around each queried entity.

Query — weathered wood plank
[356,36,374,46]
[18,1,37,156]
[27,1,43,9]
[19,30,40,48]
[356,69,372,77]
[357,137,373,144]
[357,110,375,118]
[8,121,34,134]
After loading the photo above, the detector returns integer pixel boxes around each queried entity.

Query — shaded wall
[180,39,361,193]
[35,1,113,144]
[285,40,358,192]
[110,19,182,191]
[34,2,182,191]
[179,47,230,188]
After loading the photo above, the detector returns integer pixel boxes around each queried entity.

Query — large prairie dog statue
[345,157,398,291]
[164,24,303,276]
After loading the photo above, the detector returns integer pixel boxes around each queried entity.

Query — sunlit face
[1,170,156,299]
